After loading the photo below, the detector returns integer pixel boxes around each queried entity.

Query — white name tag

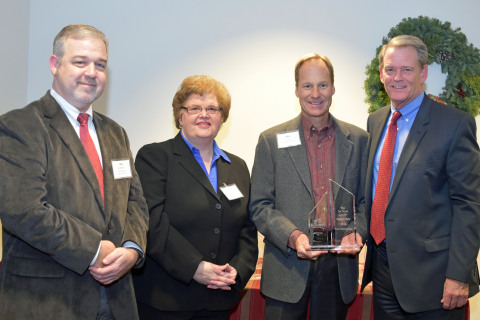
[112,159,133,180]
[220,183,244,201]
[276,130,301,149]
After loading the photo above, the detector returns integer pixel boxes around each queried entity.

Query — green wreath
[364,16,480,116]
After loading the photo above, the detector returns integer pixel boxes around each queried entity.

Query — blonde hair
[172,75,231,129]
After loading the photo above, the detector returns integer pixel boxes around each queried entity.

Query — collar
[390,92,424,120]
[301,113,334,139]
[180,130,231,163]
[50,88,93,121]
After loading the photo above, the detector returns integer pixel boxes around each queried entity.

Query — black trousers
[265,253,348,320]
[137,301,230,320]
[371,242,465,320]
[97,286,115,320]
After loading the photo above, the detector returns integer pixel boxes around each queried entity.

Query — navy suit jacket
[361,95,480,313]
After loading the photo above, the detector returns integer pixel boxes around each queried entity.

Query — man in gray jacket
[249,54,368,320]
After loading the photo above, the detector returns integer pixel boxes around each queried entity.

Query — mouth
[392,85,407,89]
[196,121,211,127]
[79,81,97,87]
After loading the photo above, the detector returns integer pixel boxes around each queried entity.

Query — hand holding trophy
[308,179,361,253]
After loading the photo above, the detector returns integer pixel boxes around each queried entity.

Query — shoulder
[430,99,473,121]
[418,98,475,132]
[0,94,53,134]
[368,105,390,122]
[333,117,368,137]
[258,116,301,139]
[93,111,124,131]
[223,150,248,170]
[137,138,175,159]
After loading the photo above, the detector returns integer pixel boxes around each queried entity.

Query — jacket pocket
[9,256,65,278]
[424,235,450,252]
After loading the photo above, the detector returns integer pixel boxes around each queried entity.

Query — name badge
[277,130,301,149]
[220,183,244,201]
[112,159,133,180]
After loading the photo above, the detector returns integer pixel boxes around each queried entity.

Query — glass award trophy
[308,179,358,251]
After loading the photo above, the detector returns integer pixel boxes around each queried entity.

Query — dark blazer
[133,133,258,311]
[0,92,149,319]
[249,115,369,304]
[361,95,480,313]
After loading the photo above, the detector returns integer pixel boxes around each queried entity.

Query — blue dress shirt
[181,130,231,193]
[372,92,424,201]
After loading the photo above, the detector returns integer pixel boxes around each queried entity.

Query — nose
[84,62,97,78]
[311,86,320,98]
[199,107,209,117]
[393,69,403,81]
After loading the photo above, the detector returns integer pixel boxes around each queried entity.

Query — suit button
[106,226,112,234]
[215,203,222,210]
[213,227,220,235]
[210,252,217,259]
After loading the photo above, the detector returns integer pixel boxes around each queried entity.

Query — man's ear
[49,55,59,76]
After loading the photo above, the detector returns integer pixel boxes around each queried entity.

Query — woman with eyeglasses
[133,75,258,320]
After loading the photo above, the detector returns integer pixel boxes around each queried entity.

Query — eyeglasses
[182,106,222,114]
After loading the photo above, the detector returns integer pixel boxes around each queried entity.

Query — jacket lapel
[216,157,231,194]
[43,95,105,216]
[332,116,353,187]
[389,98,430,200]
[285,116,313,198]
[173,133,220,200]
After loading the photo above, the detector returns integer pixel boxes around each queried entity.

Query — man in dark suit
[0,24,149,320]
[361,35,480,319]
[249,54,369,320]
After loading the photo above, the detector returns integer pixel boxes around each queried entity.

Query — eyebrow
[72,55,108,63]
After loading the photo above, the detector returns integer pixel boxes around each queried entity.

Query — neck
[308,113,330,130]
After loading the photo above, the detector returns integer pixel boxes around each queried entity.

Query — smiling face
[50,37,108,112]
[295,59,335,127]
[179,93,223,147]
[380,46,428,110]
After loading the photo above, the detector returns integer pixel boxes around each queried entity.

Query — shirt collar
[180,130,231,163]
[50,88,93,121]
[301,113,334,139]
[390,92,424,120]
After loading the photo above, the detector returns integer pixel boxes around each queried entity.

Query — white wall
[21,0,480,167]
[0,0,31,264]
[0,0,30,112]
[2,0,480,317]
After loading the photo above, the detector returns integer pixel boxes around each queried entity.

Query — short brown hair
[172,75,231,129]
[295,54,334,87]
[53,24,108,61]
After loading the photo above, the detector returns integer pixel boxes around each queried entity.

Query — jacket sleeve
[119,128,149,254]
[135,144,204,284]
[444,114,480,283]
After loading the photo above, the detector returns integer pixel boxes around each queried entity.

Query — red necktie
[77,113,104,201]
[370,111,402,245]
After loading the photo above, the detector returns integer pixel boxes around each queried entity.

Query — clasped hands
[193,261,237,291]
[89,240,139,285]
[295,232,362,260]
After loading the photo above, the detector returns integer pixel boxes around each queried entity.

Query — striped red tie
[77,113,104,201]
[370,111,402,245]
